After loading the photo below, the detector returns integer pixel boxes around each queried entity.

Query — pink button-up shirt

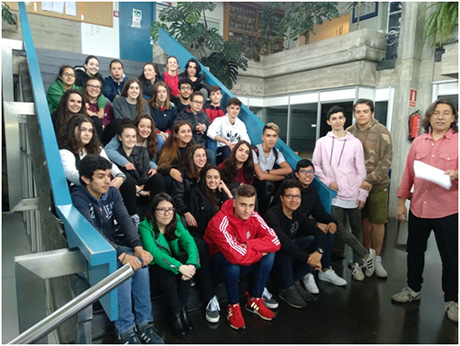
[397,128,458,219]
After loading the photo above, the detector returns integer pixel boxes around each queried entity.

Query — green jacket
[138,214,200,274]
[46,80,107,114]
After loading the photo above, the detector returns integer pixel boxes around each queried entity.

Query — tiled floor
[2,215,458,344]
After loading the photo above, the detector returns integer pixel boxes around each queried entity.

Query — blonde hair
[263,122,280,134]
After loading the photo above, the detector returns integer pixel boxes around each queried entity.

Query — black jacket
[264,204,327,262]
[272,173,337,226]
[116,145,150,185]
[170,175,198,215]
[189,185,229,237]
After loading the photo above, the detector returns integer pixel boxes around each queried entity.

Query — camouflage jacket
[347,119,392,189]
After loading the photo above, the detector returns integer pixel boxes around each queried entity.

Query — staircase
[35,48,163,93]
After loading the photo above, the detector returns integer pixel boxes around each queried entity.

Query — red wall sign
[409,89,417,107]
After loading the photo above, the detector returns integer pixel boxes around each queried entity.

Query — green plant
[151,2,248,89]
[422,2,458,48]
[277,2,339,43]
[2,2,16,25]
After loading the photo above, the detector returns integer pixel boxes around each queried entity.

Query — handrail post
[9,264,133,344]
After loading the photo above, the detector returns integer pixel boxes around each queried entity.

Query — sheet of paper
[65,2,77,16]
[42,2,53,12]
[413,160,452,190]
[52,2,65,14]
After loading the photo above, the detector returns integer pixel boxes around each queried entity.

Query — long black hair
[145,192,178,241]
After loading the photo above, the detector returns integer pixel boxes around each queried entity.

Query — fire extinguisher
[408,110,421,141]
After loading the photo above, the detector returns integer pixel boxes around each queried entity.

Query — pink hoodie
[312,131,368,202]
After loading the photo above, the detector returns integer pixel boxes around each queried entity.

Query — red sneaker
[244,291,276,321]
[227,303,245,330]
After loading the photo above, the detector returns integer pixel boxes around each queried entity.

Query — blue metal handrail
[18,2,118,320]
[158,28,336,212]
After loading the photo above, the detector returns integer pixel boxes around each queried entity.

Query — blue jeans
[115,246,153,334]
[321,233,335,268]
[275,236,315,289]
[211,252,275,304]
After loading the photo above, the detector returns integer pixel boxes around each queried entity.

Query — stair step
[35,48,166,94]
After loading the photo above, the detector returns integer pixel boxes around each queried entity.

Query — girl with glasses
[138,193,199,338]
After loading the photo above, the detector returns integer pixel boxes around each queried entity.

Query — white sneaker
[318,268,347,286]
[391,287,421,303]
[205,295,220,323]
[446,301,458,322]
[375,256,388,278]
[363,248,376,277]
[262,287,279,309]
[351,263,365,281]
[303,273,319,294]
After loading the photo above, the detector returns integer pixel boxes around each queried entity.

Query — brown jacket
[347,119,392,190]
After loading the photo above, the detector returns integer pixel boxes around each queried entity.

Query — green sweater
[138,214,200,274]
[46,80,107,114]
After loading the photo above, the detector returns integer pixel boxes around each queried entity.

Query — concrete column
[387,2,435,218]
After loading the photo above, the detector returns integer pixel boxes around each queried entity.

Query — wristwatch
[316,247,324,255]
[267,169,271,174]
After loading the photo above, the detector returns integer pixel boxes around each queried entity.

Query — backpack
[251,144,280,170]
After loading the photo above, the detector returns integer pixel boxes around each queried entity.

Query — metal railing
[9,263,133,344]
[14,1,119,322]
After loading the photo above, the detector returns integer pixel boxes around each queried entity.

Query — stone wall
[3,10,81,53]
[233,28,387,96]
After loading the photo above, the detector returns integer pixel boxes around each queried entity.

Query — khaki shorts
[362,187,389,224]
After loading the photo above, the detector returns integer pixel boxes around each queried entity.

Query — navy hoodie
[72,185,142,256]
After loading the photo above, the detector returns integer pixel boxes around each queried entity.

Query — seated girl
[74,55,104,87]
[157,120,194,186]
[178,58,209,100]
[170,144,207,229]
[218,140,254,192]
[188,164,233,323]
[138,193,199,338]
[112,78,150,121]
[83,76,113,130]
[47,65,81,114]
[114,121,166,208]
[104,78,151,145]
[148,81,177,141]
[138,62,163,99]
[52,89,85,139]
[105,114,164,175]
[57,114,147,225]
[58,114,125,190]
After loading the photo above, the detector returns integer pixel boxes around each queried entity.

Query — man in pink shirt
[392,99,458,323]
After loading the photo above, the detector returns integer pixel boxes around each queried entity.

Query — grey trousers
[331,206,368,264]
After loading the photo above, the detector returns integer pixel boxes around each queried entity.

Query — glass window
[374,101,388,126]
[265,106,288,143]
[289,103,318,159]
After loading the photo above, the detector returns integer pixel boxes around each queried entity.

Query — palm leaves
[151,2,247,89]
[422,2,458,47]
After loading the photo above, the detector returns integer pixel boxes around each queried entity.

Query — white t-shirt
[252,143,286,172]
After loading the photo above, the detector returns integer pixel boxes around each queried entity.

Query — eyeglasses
[192,100,203,105]
[87,84,101,89]
[156,207,175,215]
[62,73,75,77]
[180,86,192,90]
[283,194,301,200]
[299,169,315,175]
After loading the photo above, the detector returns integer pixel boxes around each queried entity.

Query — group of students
[47,53,458,343]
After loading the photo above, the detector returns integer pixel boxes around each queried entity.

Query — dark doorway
[319,102,354,137]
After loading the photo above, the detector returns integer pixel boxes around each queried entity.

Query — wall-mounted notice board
[6,2,113,27]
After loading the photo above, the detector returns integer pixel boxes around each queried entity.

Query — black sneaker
[294,280,314,302]
[118,328,141,344]
[279,285,307,309]
[136,324,165,344]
